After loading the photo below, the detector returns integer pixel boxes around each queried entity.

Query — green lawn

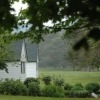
[0,95,99,100]
[39,70,100,85]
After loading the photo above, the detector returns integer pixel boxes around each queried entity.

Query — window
[21,62,25,74]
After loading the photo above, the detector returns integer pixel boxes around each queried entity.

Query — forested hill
[39,31,70,68]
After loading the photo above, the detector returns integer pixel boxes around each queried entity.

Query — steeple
[20,39,27,62]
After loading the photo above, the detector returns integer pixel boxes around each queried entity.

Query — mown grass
[39,69,100,85]
[0,95,99,100]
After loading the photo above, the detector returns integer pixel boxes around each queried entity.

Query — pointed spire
[20,39,27,62]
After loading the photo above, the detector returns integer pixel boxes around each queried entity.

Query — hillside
[39,31,70,68]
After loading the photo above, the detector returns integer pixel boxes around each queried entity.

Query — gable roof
[26,43,38,62]
[11,40,22,61]
[10,40,38,62]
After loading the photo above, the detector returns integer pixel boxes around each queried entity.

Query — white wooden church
[0,39,39,81]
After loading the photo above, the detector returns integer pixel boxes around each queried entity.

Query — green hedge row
[0,76,99,98]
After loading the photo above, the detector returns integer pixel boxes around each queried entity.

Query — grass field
[0,95,99,100]
[39,69,100,85]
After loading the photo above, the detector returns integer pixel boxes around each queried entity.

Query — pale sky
[11,0,28,16]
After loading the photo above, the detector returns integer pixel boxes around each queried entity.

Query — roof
[10,40,38,62]
[26,43,38,62]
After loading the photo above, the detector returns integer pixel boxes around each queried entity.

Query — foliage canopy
[0,0,100,46]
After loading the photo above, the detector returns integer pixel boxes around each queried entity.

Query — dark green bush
[54,77,64,87]
[75,83,84,88]
[85,83,100,93]
[69,89,89,98]
[64,83,73,90]
[55,86,64,97]
[0,79,27,95]
[24,77,39,87]
[28,82,41,96]
[42,75,51,85]
[42,85,64,97]
[14,80,27,95]
[65,84,89,97]
[42,85,56,97]
[0,79,17,95]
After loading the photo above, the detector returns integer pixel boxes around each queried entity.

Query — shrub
[42,85,64,97]
[65,84,89,97]
[64,83,73,90]
[55,86,64,97]
[24,77,39,87]
[42,75,51,85]
[54,77,64,87]
[28,82,41,96]
[0,79,17,95]
[0,79,27,95]
[13,80,27,95]
[85,83,100,93]
[69,89,89,98]
[75,83,84,88]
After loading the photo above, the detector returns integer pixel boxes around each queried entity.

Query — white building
[0,39,39,81]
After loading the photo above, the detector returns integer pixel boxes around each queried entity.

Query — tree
[64,30,90,71]
[0,0,100,46]
[64,31,100,71]
[18,0,100,48]
[0,35,15,73]
[0,0,18,32]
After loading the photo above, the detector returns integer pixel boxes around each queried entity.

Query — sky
[11,0,28,16]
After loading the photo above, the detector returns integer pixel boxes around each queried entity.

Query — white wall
[0,62,26,82]
[25,62,37,78]
[0,61,38,81]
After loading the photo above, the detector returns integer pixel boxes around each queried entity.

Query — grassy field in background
[39,69,100,85]
[0,95,99,100]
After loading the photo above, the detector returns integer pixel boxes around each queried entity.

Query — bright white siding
[0,62,26,82]
[25,62,37,78]
[0,62,38,81]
